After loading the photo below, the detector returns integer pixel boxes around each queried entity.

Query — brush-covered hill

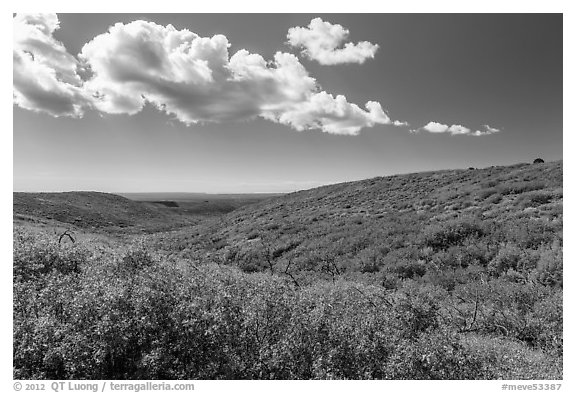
[13,191,199,232]
[152,160,562,286]
[13,161,563,380]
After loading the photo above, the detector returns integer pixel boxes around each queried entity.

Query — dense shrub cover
[14,229,561,380]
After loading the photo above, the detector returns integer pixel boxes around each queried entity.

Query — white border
[3,2,572,392]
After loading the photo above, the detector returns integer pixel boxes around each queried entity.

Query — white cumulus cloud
[12,14,406,135]
[263,92,393,135]
[415,122,501,136]
[287,18,379,65]
[13,13,90,117]
[77,19,403,134]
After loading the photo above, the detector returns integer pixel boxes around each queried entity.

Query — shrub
[477,188,498,200]
[459,334,561,379]
[392,282,443,338]
[504,219,558,249]
[497,181,546,196]
[517,191,554,209]
[487,244,527,275]
[385,329,501,379]
[485,193,503,204]
[446,279,560,350]
[423,219,484,251]
[390,259,426,279]
[119,242,155,272]
[535,243,563,286]
[525,291,563,352]
[246,231,260,240]
[13,229,87,282]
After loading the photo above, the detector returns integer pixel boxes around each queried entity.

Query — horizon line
[13,159,562,196]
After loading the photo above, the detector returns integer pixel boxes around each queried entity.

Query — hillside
[13,191,198,233]
[13,161,563,380]
[151,161,562,285]
[14,191,282,233]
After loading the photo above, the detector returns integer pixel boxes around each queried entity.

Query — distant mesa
[533,158,545,164]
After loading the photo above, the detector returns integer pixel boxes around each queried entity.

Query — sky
[13,13,563,193]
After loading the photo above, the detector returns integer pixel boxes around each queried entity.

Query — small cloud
[483,124,501,134]
[447,124,471,135]
[418,121,500,136]
[422,121,450,133]
[287,18,379,65]
[471,125,501,136]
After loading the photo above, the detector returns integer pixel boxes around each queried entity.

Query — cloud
[414,122,500,136]
[12,14,406,135]
[420,121,449,134]
[20,14,511,139]
[263,92,394,135]
[480,124,501,134]
[76,19,404,134]
[287,18,379,65]
[13,13,90,117]
[418,122,470,135]
[469,124,501,136]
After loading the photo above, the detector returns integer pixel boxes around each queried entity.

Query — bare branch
[352,286,378,308]
[58,230,75,244]
[283,256,300,288]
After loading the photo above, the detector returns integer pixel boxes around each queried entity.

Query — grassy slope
[14,161,562,275]
[13,191,198,233]
[222,161,561,237]
[150,161,562,283]
[14,192,282,233]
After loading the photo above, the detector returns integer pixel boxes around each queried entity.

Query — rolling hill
[13,191,281,233]
[13,191,195,233]
[150,160,562,285]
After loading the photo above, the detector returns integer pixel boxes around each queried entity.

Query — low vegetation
[13,161,562,379]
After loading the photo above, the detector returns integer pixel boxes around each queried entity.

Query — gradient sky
[13,13,562,193]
